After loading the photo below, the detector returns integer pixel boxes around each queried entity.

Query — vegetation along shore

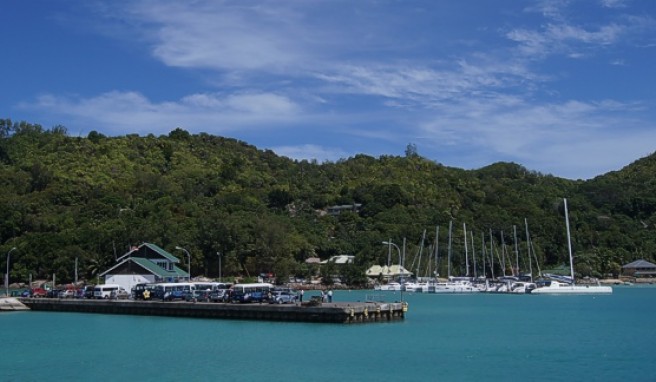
[1,119,655,288]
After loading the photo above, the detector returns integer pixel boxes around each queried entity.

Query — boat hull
[530,285,612,294]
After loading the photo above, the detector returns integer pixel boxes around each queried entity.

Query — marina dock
[19,298,407,324]
[0,297,30,311]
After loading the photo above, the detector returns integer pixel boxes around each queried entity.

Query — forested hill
[1,119,655,284]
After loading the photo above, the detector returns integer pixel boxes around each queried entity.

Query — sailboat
[530,199,612,295]
[431,221,482,293]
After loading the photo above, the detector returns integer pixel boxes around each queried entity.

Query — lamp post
[382,240,404,302]
[175,246,191,281]
[381,241,402,278]
[5,247,17,297]
[217,251,222,282]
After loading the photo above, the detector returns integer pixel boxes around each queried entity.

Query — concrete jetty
[19,298,407,324]
[0,297,30,311]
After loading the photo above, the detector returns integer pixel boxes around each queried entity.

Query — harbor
[17,297,407,324]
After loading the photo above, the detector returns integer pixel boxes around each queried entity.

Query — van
[93,284,125,299]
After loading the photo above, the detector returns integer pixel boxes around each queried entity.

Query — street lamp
[382,240,404,302]
[381,241,402,277]
[217,251,222,282]
[382,241,401,263]
[5,247,17,297]
[175,246,191,281]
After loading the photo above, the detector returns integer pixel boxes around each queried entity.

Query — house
[365,264,413,280]
[622,259,656,278]
[99,242,189,293]
[326,203,362,216]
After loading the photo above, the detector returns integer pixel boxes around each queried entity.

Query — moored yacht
[529,280,611,294]
[529,199,612,295]
[374,282,402,291]
[431,277,482,293]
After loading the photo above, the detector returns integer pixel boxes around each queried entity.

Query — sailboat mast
[470,230,477,279]
[524,218,533,281]
[513,225,519,277]
[489,229,495,279]
[402,237,407,280]
[500,231,507,277]
[448,220,453,278]
[564,198,575,285]
[434,226,440,279]
[481,232,486,279]
[463,222,469,276]
[417,229,426,279]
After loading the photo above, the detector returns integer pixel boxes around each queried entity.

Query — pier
[19,298,407,324]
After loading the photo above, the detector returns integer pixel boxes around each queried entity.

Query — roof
[622,259,656,269]
[100,252,189,278]
[305,257,321,264]
[365,264,413,277]
[117,242,181,263]
[320,255,355,264]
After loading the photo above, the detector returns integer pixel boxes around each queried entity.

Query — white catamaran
[530,198,612,295]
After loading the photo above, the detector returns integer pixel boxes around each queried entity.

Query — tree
[405,143,418,158]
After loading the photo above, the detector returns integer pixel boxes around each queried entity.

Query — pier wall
[19,298,406,324]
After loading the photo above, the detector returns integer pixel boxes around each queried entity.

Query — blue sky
[2,0,655,179]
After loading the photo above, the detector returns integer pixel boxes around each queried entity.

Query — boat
[401,281,417,292]
[374,282,402,291]
[431,277,482,293]
[530,199,612,295]
[530,279,610,294]
[509,281,537,294]
[427,222,482,294]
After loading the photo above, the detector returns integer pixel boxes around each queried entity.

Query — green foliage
[1,121,656,284]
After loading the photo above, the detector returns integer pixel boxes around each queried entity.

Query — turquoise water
[2,287,656,382]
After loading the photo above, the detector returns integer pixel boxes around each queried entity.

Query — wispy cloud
[19,91,304,136]
[271,144,349,163]
[416,96,655,178]
[600,0,628,8]
[124,1,308,72]
[12,0,656,179]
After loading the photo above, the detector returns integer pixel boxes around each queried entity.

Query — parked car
[185,289,211,302]
[47,289,63,298]
[105,288,129,299]
[269,291,297,304]
[83,285,95,299]
[209,289,230,303]
[30,288,47,298]
[60,289,76,298]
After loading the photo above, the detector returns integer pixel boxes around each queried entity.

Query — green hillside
[1,119,655,285]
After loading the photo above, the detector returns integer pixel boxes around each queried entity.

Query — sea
[2,286,656,382]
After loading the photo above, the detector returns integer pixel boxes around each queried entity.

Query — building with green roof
[99,243,190,293]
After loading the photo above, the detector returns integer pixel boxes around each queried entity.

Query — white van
[93,284,126,299]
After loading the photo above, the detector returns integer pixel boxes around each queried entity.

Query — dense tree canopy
[1,119,655,285]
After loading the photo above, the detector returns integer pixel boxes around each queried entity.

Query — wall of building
[105,274,154,292]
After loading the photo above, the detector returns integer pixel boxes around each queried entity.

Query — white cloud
[416,96,656,178]
[271,144,349,163]
[126,1,306,72]
[19,91,303,136]
[13,1,656,180]
[600,0,628,8]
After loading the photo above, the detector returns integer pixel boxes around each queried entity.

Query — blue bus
[231,283,274,303]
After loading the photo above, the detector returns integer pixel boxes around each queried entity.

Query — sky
[2,0,655,180]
